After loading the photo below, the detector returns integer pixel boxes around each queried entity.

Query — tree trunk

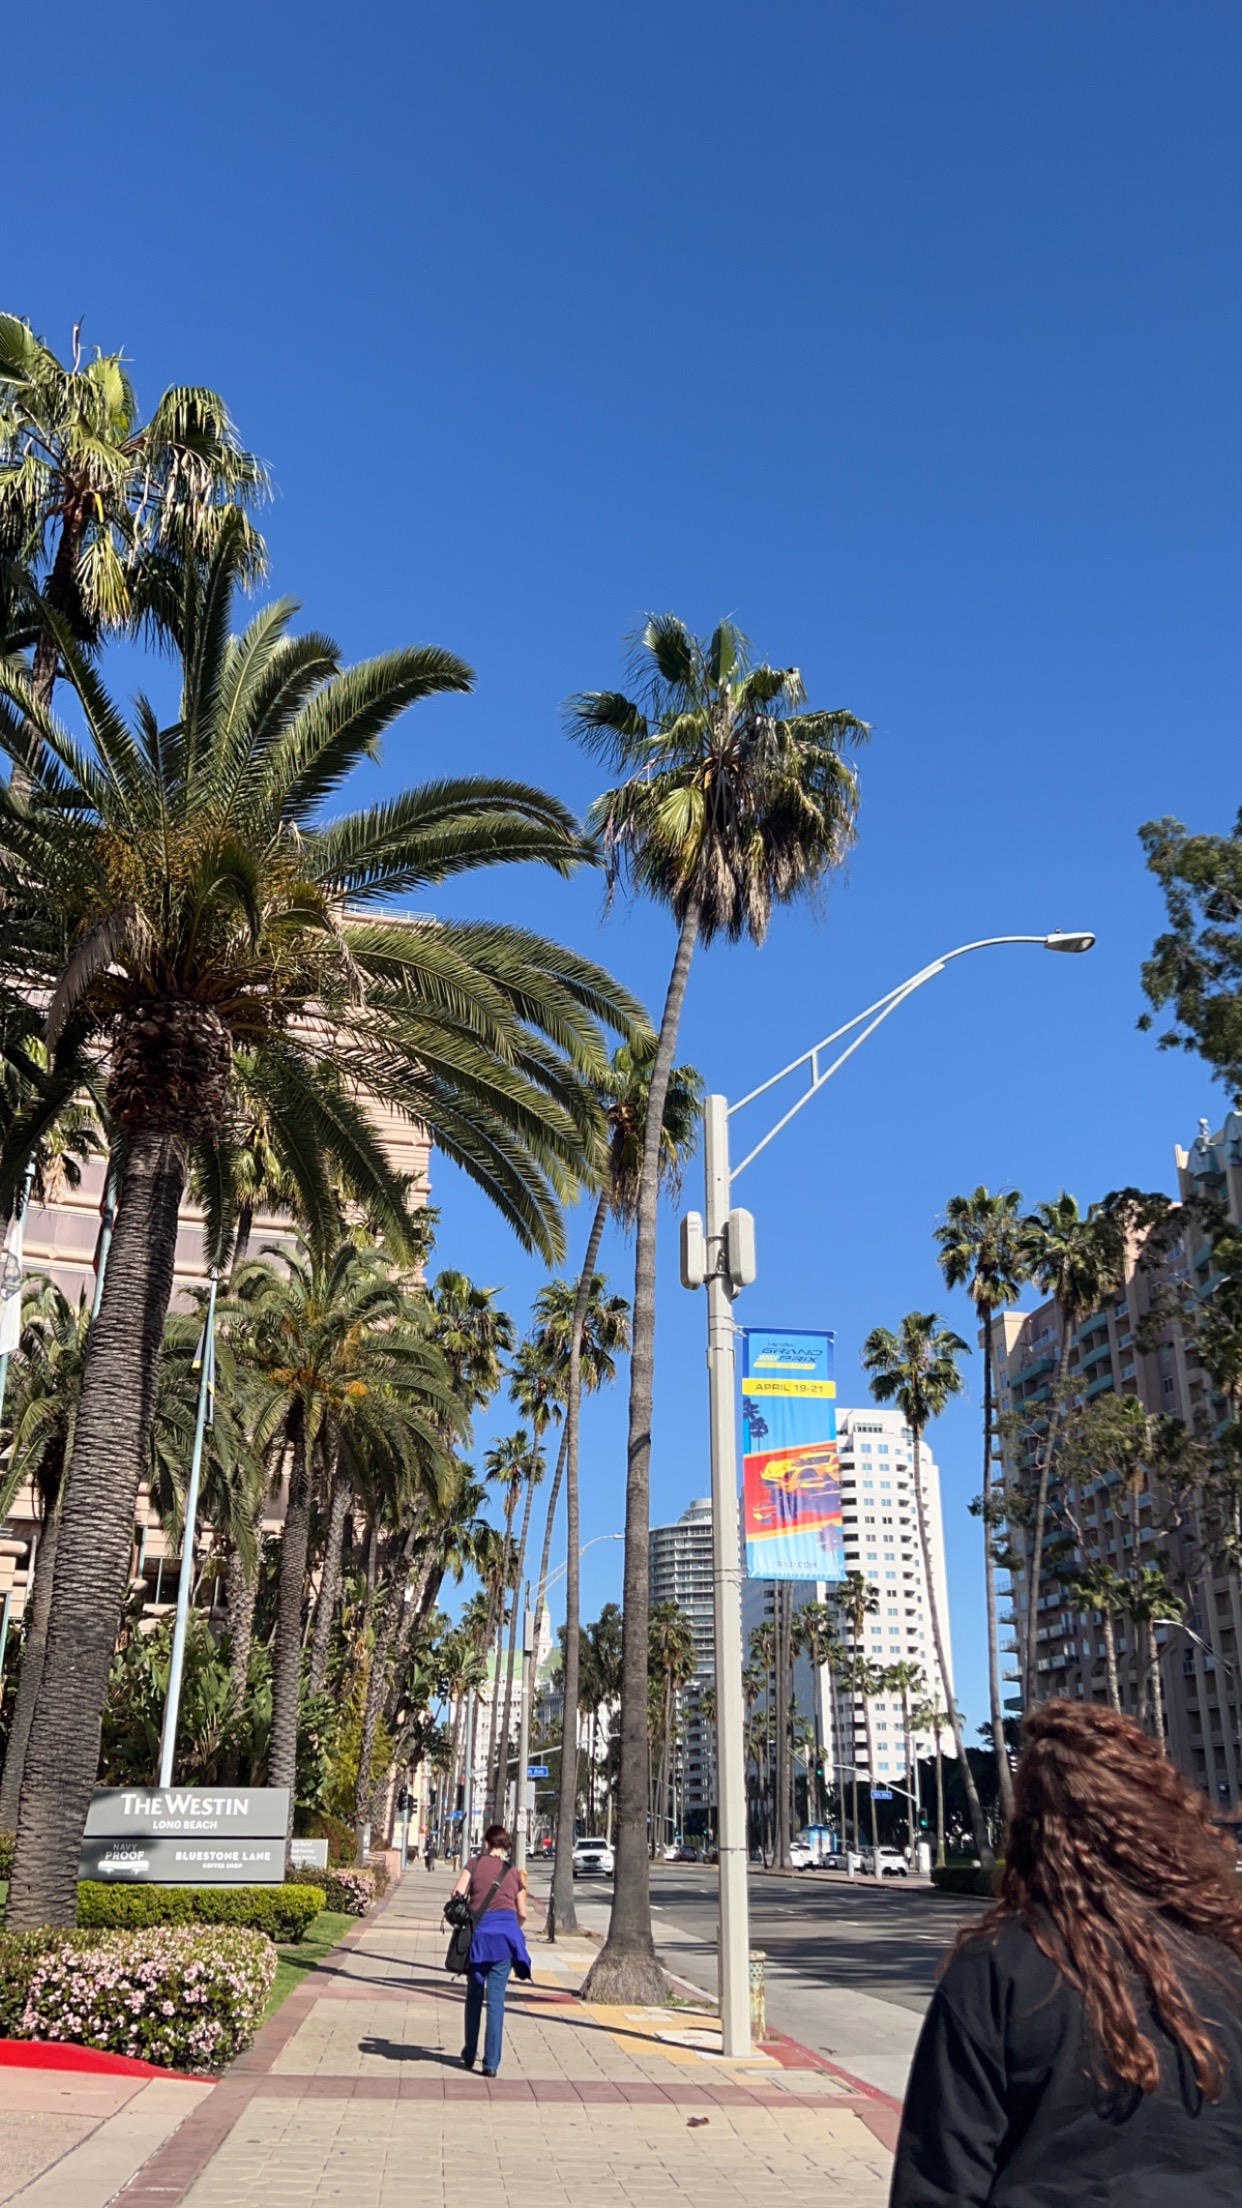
[9,1133,186,1930]
[1148,1618,1166,1748]
[1103,1611,1121,1711]
[355,1577,404,1855]
[308,1469,352,1699]
[913,1426,992,1868]
[861,1686,880,1856]
[492,1467,537,1826]
[773,1588,792,1869]
[549,1191,609,1936]
[980,1319,1015,1825]
[934,1737,945,1868]
[1025,1329,1073,1707]
[30,511,83,711]
[481,1491,517,1830]
[582,902,699,2005]
[0,1476,63,1834]
[229,1202,255,1284]
[532,1421,572,1631]
[268,1412,310,1848]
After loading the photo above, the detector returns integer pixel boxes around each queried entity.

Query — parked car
[572,1836,615,1877]
[788,1841,814,1870]
[861,1845,909,1877]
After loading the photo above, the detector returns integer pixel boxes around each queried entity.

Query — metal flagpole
[158,1270,219,1788]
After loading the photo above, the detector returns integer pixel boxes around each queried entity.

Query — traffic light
[918,1811,929,1829]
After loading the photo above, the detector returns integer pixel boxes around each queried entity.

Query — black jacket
[890,1914,1242,2207]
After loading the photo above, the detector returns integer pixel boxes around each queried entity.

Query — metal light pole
[461,1688,478,1860]
[158,1270,219,1789]
[684,930,1094,2058]
[514,1592,535,1874]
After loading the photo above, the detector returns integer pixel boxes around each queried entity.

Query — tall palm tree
[848,1657,887,1855]
[909,1694,952,1868]
[535,1044,697,1937]
[1021,1195,1128,1707]
[0,524,641,1928]
[836,1570,878,1854]
[0,1277,90,1830]
[1065,1561,1129,1712]
[861,1313,992,1866]
[569,614,866,2001]
[792,1600,843,1826]
[1126,1564,1185,1745]
[934,1187,1031,1822]
[492,1361,557,1827]
[648,1601,697,1851]
[480,1431,533,1824]
[0,314,266,708]
[430,1273,516,1414]
[882,1659,926,1850]
[233,1240,461,1851]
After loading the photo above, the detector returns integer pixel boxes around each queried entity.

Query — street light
[682,929,1094,2057]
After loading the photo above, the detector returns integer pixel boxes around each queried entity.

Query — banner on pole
[740,1327,843,1581]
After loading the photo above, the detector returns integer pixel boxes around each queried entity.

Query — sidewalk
[58,1868,898,2207]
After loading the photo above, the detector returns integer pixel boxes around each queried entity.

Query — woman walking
[892,1699,1242,2205]
[449,1823,531,2077]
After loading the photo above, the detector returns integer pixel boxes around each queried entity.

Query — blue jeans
[463,1957,512,2073]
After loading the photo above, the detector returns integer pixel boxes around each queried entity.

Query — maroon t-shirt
[465,1854,521,1916]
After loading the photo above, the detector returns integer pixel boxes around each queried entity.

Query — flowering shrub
[19,1926,275,2071]
[289,1862,374,1914]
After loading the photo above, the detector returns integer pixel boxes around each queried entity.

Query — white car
[788,1841,814,1870]
[572,1836,615,1877]
[862,1845,909,1877]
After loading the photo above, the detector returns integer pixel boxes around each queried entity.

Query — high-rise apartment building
[993,1111,1242,1806]
[649,1497,716,1825]
[742,1406,954,1798]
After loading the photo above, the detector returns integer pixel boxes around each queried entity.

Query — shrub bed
[0,1834,14,1883]
[6,1925,274,2070]
[367,1856,391,1900]
[288,1863,374,1915]
[295,1810,356,1865]
[931,1863,1001,1897]
[77,1882,325,1941]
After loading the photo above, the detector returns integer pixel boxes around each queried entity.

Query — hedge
[288,1862,375,1914]
[0,1833,13,1882]
[77,1882,325,1941]
[931,1864,1002,1897]
[0,1925,274,2070]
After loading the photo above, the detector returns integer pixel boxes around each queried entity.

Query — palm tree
[570,614,866,2001]
[492,1358,558,1827]
[1126,1564,1185,1746]
[648,1601,697,1851]
[910,1694,952,1868]
[934,1187,1031,1823]
[862,1313,992,1867]
[0,314,266,708]
[0,523,641,1928]
[883,1659,926,1849]
[792,1600,843,1826]
[1021,1195,1128,1707]
[1065,1561,1129,1712]
[848,1657,887,1856]
[0,1277,90,1829]
[233,1240,461,1852]
[430,1273,516,1414]
[538,1044,697,1937]
[479,1432,530,1825]
[836,1570,878,1853]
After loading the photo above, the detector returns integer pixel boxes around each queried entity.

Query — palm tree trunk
[481,1496,517,1829]
[1148,1618,1165,1747]
[913,1427,993,1869]
[8,1132,187,1929]
[934,1735,945,1868]
[0,1478,63,1833]
[583,901,700,2004]
[229,1202,255,1283]
[226,1538,258,1700]
[308,1469,353,1698]
[533,1425,570,1632]
[355,1570,406,1854]
[774,1588,792,1868]
[861,1688,880,1856]
[269,1410,310,1849]
[30,512,83,710]
[493,1469,536,1825]
[1103,1611,1121,1711]
[980,1319,1014,1825]
[1025,1330,1073,1707]
[549,1191,609,1935]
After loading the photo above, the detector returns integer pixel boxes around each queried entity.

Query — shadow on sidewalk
[358,2037,466,2068]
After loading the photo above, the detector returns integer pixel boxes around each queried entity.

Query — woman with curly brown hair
[890,1699,1242,2206]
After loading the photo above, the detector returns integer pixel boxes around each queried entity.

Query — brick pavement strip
[104,1874,895,2207]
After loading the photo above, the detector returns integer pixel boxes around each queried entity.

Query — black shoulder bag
[443,1860,508,1975]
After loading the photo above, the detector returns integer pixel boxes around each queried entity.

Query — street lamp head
[1043,931,1095,954]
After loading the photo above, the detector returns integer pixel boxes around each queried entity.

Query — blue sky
[15,1,1242,1732]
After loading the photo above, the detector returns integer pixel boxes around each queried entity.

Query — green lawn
[265,1909,354,2018]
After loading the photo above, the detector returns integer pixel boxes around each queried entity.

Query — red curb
[757,2026,903,2113]
[0,2038,202,2080]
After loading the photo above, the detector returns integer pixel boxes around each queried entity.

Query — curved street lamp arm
[728,936,1057,1185]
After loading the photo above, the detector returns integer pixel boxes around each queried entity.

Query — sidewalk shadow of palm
[358,2036,463,2067]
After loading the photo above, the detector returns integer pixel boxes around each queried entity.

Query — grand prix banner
[740,1327,844,1582]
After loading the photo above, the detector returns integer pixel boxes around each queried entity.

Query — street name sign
[527,1765,549,1778]
[869,1788,893,1801]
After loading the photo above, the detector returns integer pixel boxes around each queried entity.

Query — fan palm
[0,524,641,1927]
[861,1314,991,1866]
[491,1354,561,1826]
[909,1694,952,1867]
[836,1570,878,1853]
[934,1187,1031,1822]
[534,1043,698,1935]
[1021,1195,1128,1706]
[0,313,266,708]
[791,1599,843,1826]
[1126,1564,1185,1745]
[570,614,865,1997]
[648,1600,697,1853]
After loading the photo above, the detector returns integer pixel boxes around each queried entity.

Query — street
[529,1861,990,2099]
